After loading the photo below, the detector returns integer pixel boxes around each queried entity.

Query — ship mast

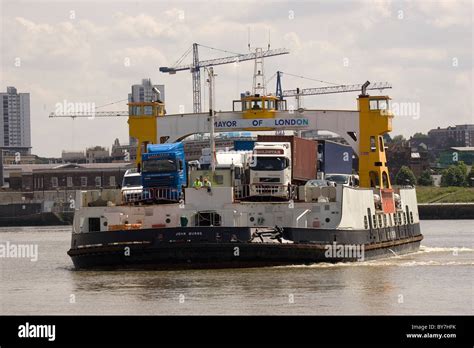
[207,67,217,173]
[252,47,267,96]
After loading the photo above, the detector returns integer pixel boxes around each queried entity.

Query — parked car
[324,174,359,187]
[305,179,334,187]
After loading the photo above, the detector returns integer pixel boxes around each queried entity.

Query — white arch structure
[157,109,360,155]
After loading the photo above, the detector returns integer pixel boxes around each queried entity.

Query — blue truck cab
[141,142,187,201]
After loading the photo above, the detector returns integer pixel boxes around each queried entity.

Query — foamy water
[273,245,474,269]
[419,246,473,253]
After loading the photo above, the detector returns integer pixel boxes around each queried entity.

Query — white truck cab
[249,142,291,197]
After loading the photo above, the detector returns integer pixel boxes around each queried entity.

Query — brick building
[428,124,474,150]
[86,146,110,163]
[386,141,431,179]
[4,163,132,192]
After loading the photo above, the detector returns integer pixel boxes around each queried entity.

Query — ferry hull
[68,225,422,270]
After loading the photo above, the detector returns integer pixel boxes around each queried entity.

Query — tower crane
[49,111,129,118]
[49,98,131,118]
[159,43,289,113]
[275,71,392,108]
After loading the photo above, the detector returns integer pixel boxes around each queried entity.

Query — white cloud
[0,0,472,156]
[112,12,185,39]
[383,47,448,62]
[414,0,472,28]
[12,17,92,66]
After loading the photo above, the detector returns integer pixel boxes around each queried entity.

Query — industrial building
[437,147,474,168]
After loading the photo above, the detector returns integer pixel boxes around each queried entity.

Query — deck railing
[234,184,297,200]
[120,184,340,204]
[122,187,182,204]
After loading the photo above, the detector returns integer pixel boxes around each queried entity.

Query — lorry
[249,135,317,199]
[141,142,187,201]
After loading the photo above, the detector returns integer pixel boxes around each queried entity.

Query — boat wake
[278,259,474,269]
[418,246,473,253]
[274,245,473,269]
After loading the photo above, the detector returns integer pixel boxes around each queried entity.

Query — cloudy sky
[1,0,472,157]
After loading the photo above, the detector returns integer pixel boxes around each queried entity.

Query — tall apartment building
[128,78,165,103]
[0,87,31,154]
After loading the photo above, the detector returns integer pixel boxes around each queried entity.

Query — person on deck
[203,177,212,193]
[193,177,203,189]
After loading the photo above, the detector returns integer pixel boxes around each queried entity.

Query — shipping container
[233,140,255,151]
[257,135,317,183]
[318,140,354,175]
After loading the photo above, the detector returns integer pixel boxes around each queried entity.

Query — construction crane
[275,71,392,108]
[49,98,131,118]
[49,99,166,166]
[49,111,129,118]
[159,43,289,113]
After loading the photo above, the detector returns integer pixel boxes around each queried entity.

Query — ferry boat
[67,74,423,270]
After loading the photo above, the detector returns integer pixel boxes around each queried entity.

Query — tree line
[395,162,474,187]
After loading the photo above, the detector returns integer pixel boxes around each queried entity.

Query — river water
[0,220,472,315]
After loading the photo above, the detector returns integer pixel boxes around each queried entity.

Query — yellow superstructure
[242,95,279,119]
[127,101,165,166]
[357,95,393,189]
[234,94,282,131]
